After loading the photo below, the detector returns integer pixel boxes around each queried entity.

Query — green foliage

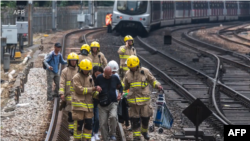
[58,1,68,7]
[1,1,16,8]
[44,1,52,7]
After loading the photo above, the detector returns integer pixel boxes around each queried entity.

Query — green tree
[1,1,16,8]
[58,1,68,7]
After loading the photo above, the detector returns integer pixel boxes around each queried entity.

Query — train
[111,1,250,34]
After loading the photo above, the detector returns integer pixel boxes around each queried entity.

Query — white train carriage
[192,1,209,20]
[209,1,224,21]
[174,1,192,24]
[112,0,250,34]
[112,0,151,33]
[238,1,250,20]
[160,1,175,26]
[225,1,238,21]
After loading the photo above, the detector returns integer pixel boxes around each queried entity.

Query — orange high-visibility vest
[105,15,110,26]
[109,14,112,25]
[106,14,112,26]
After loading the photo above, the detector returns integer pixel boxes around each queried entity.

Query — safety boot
[142,132,150,140]
[69,129,74,136]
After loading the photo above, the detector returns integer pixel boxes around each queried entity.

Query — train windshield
[117,1,148,15]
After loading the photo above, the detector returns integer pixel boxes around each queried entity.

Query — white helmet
[108,60,119,72]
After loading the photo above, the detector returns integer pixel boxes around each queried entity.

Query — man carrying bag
[95,66,123,141]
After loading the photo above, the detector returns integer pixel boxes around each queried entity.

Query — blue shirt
[44,51,67,74]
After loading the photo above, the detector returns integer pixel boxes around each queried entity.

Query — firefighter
[71,59,101,141]
[89,41,107,68]
[79,44,92,62]
[59,52,79,135]
[123,56,163,141]
[118,35,137,80]
[106,13,112,33]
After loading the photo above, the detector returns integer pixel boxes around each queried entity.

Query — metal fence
[1,6,113,33]
[32,13,78,33]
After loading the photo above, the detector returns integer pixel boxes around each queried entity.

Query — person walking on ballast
[95,66,123,141]
[123,55,163,141]
[44,42,67,101]
[59,52,79,135]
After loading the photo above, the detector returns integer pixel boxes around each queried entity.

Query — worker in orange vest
[106,13,112,33]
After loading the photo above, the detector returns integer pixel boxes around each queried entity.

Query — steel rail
[84,28,127,141]
[137,35,232,125]
[171,25,250,124]
[45,27,106,141]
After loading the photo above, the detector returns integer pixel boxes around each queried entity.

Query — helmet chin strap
[81,49,88,56]
[68,61,76,68]
[80,70,90,75]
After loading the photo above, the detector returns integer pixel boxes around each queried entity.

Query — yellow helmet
[124,35,133,42]
[79,59,92,71]
[127,55,140,68]
[67,52,79,63]
[81,44,90,53]
[90,41,100,49]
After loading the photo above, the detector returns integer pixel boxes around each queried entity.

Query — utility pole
[79,0,83,28]
[16,3,25,52]
[80,0,83,13]
[88,0,94,26]
[52,0,57,31]
[28,0,33,46]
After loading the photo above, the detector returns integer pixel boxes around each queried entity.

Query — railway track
[169,24,250,125]
[45,28,126,141]
[183,25,250,101]
[45,23,250,141]
[132,23,250,136]
[218,24,250,48]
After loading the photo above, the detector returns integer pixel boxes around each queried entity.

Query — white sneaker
[91,136,96,141]
[94,134,100,140]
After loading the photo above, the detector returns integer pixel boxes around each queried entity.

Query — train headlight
[120,16,123,19]
[140,18,142,21]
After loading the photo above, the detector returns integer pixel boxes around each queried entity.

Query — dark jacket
[117,97,129,126]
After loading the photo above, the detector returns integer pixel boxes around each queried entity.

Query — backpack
[43,53,54,70]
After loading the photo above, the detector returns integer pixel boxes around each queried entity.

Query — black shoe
[47,98,54,101]
[142,132,150,140]
[127,127,132,131]
[53,94,59,97]
[69,129,73,136]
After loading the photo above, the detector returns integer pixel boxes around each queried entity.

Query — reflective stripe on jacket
[117,45,136,71]
[88,52,107,68]
[124,67,160,106]
[59,66,78,111]
[71,73,97,112]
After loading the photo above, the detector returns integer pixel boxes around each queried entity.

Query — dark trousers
[46,70,60,101]
[92,101,100,135]
[107,25,112,33]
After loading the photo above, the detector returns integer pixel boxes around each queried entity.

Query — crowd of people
[44,35,163,141]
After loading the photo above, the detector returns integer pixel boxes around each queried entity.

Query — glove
[59,100,67,111]
[93,91,99,99]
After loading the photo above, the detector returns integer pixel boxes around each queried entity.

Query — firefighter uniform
[79,44,92,62]
[89,41,107,68]
[59,52,79,132]
[71,59,98,141]
[118,35,137,80]
[124,56,161,141]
